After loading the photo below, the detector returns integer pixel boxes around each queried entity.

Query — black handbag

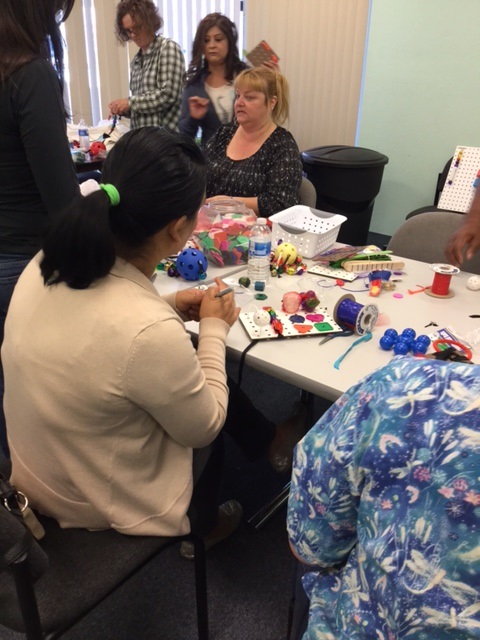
[0,473,45,540]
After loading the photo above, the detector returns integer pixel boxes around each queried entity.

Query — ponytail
[40,190,116,289]
[272,72,290,126]
[40,127,206,290]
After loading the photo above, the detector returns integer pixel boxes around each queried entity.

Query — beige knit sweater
[3,255,229,536]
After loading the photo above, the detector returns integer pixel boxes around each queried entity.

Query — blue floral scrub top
[287,356,480,640]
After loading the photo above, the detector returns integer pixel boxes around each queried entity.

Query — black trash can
[301,145,389,246]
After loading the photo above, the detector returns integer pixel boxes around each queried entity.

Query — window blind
[156,0,244,66]
[63,0,243,127]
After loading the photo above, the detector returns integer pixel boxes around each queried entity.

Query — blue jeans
[0,254,31,459]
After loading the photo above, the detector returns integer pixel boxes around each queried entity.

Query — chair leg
[12,559,43,640]
[190,535,209,640]
[247,483,291,530]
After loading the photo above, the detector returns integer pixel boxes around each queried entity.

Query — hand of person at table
[175,287,206,322]
[108,98,129,118]
[445,219,480,266]
[200,278,240,327]
[205,195,234,204]
[188,96,210,120]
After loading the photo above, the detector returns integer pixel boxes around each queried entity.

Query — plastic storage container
[301,145,389,246]
[270,205,346,258]
[248,217,272,284]
[195,199,256,267]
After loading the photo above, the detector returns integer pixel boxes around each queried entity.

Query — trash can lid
[302,145,389,168]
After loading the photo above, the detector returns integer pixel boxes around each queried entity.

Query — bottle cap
[256,218,267,224]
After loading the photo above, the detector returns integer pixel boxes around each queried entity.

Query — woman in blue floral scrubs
[288,356,480,639]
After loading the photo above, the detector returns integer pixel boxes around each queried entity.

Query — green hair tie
[99,183,120,207]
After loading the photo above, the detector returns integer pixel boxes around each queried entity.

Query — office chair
[299,177,317,208]
[0,502,209,639]
[387,210,480,274]
[405,157,457,219]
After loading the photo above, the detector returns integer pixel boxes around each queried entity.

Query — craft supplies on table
[342,257,405,272]
[153,254,480,401]
[333,294,379,335]
[307,263,358,281]
[195,200,256,267]
[467,275,480,291]
[310,244,404,277]
[318,328,355,345]
[428,326,472,350]
[174,248,208,281]
[426,263,459,298]
[379,328,431,356]
[270,206,346,258]
[239,307,343,340]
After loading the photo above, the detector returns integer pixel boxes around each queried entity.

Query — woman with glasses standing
[108,0,185,130]
[0,0,80,460]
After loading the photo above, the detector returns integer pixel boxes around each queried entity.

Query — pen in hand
[215,287,233,298]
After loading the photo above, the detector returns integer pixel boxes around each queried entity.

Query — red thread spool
[431,272,452,295]
[426,264,459,299]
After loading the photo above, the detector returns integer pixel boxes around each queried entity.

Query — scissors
[318,326,355,346]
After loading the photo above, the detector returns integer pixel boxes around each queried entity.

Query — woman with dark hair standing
[108,0,185,130]
[3,127,299,549]
[0,0,80,458]
[179,13,248,146]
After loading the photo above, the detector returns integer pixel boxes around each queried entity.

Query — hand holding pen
[200,278,239,327]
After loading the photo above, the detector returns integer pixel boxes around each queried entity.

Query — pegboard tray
[239,308,343,340]
[270,206,346,258]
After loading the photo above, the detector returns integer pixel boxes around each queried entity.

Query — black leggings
[187,376,276,536]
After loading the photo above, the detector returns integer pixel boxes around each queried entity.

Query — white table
[155,257,480,527]
[154,257,480,401]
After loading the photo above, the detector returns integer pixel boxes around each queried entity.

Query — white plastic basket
[270,206,347,258]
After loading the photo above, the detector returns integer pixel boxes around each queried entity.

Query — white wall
[358,0,480,236]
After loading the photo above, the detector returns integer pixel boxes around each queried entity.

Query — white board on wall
[438,146,480,213]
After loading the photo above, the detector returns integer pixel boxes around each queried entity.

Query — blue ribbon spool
[333,294,379,336]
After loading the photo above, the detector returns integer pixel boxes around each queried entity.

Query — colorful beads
[270,251,306,277]
[379,328,431,356]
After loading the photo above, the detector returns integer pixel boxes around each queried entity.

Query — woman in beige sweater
[3,127,281,549]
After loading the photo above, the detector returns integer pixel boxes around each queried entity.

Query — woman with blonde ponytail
[205,66,302,217]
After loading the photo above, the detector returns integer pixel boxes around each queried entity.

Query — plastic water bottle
[248,217,272,284]
[78,119,90,152]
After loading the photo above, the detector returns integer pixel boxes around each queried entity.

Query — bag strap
[0,472,24,518]
[0,473,45,540]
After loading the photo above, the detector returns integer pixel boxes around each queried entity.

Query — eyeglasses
[123,24,142,38]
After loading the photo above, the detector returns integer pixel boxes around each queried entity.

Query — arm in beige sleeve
[125,315,229,448]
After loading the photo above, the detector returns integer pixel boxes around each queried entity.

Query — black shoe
[269,401,307,473]
[180,499,243,560]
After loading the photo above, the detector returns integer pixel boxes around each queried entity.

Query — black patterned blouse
[205,123,303,218]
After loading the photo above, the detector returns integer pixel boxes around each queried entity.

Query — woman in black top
[0,0,80,458]
[205,67,302,217]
